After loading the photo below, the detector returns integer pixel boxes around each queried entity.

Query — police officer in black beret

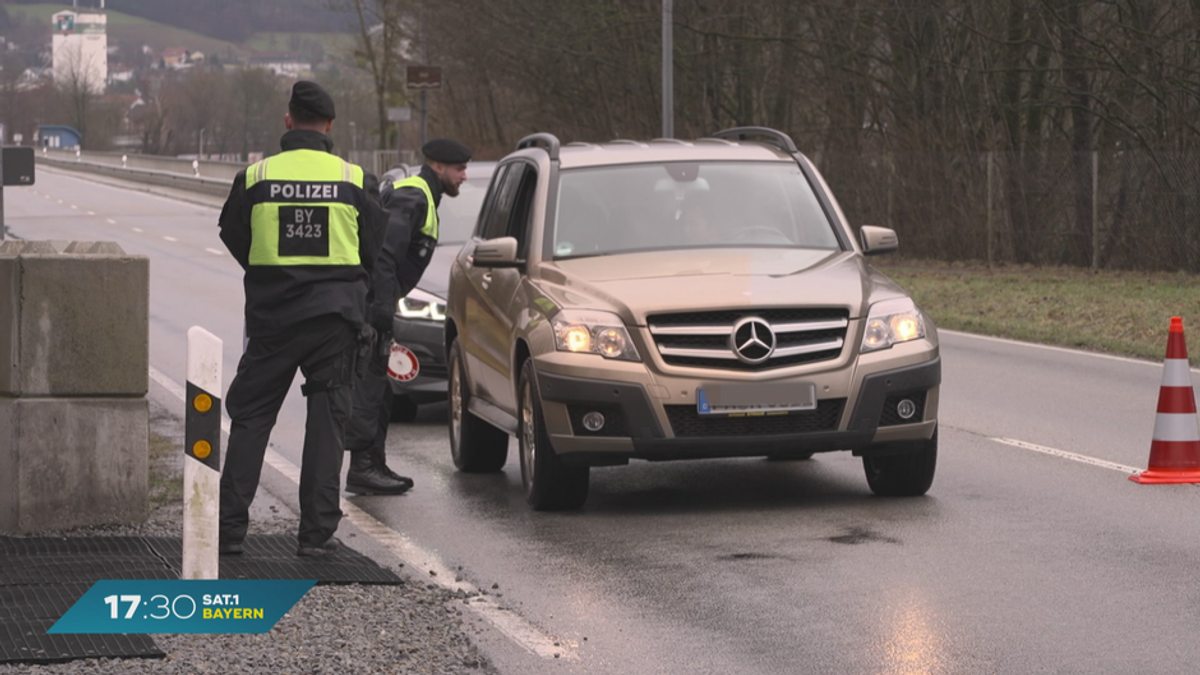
[344,137,471,495]
[217,80,386,555]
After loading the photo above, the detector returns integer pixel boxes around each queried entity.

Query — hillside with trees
[5,0,350,42]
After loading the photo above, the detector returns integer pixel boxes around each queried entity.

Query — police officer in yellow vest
[217,80,385,556]
[344,138,471,494]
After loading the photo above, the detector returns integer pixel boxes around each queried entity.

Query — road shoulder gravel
[0,396,500,675]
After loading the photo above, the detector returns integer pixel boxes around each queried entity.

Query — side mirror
[859,225,898,256]
[473,236,523,268]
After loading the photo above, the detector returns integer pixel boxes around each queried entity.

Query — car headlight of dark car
[397,288,447,322]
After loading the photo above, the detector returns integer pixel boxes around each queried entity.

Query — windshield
[552,162,841,258]
[436,173,494,244]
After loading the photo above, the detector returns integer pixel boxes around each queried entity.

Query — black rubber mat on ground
[146,535,405,585]
[0,534,402,665]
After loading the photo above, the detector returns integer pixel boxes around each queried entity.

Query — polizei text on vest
[268,183,340,199]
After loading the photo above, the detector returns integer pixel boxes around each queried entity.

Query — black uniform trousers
[219,314,357,548]
[346,334,392,456]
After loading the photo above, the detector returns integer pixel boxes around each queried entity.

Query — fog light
[582,412,606,432]
[896,399,917,420]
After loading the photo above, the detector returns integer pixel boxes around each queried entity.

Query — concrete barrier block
[0,397,148,533]
[0,242,149,396]
[0,240,63,255]
[61,241,126,255]
[0,259,14,397]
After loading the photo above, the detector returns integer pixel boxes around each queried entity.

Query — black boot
[374,446,415,490]
[345,450,410,495]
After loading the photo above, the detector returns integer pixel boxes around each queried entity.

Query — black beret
[422,138,472,164]
[290,80,336,120]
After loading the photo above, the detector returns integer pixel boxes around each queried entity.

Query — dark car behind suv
[386,161,499,421]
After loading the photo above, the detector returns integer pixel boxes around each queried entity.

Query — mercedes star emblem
[730,317,776,364]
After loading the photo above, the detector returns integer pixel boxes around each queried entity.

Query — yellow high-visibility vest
[246,149,365,266]
[392,175,439,240]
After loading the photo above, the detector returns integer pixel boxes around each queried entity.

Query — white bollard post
[183,326,223,579]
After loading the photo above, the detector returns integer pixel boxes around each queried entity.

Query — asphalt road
[11,167,1200,674]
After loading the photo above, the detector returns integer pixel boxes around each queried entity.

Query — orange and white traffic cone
[1130,317,1200,484]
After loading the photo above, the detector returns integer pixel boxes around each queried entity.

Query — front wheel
[862,428,937,497]
[518,360,589,511]
[447,338,509,472]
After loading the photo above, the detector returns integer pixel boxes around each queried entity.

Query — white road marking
[204,248,224,256]
[943,329,1200,373]
[163,236,177,242]
[132,227,143,233]
[106,219,117,225]
[147,366,572,661]
[992,437,1141,474]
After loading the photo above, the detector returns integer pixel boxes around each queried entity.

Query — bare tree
[325,0,1200,271]
[53,40,104,147]
[338,0,410,150]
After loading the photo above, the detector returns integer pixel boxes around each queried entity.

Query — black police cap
[290,80,336,120]
[422,138,472,164]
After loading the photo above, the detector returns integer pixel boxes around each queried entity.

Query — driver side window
[474,164,510,240]
[507,165,537,257]
[480,164,521,241]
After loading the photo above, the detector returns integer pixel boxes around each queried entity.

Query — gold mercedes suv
[445,127,940,510]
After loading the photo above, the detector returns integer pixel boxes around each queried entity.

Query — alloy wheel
[450,359,463,447]
[521,379,537,490]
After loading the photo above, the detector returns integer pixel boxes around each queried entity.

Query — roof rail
[695,137,736,146]
[516,132,561,160]
[711,126,798,154]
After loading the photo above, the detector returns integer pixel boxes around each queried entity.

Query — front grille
[419,362,448,379]
[649,308,849,326]
[879,391,927,427]
[567,404,630,437]
[665,399,844,438]
[647,308,850,370]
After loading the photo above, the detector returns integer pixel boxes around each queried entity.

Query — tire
[389,395,419,423]
[518,360,590,511]
[447,338,509,472]
[862,428,938,497]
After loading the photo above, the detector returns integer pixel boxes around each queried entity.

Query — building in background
[38,125,83,149]
[51,10,108,93]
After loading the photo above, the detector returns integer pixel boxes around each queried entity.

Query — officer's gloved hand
[369,301,394,333]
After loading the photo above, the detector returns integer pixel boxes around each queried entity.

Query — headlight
[552,310,640,361]
[397,288,446,322]
[861,298,926,353]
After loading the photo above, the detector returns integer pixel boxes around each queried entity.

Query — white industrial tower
[51,9,108,94]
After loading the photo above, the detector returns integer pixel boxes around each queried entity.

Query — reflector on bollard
[184,326,223,580]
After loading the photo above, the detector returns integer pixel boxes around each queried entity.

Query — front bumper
[388,317,447,401]
[532,350,941,464]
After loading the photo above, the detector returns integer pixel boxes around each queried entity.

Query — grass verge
[875,259,1200,367]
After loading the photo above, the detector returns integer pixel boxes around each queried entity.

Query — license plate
[697,383,817,416]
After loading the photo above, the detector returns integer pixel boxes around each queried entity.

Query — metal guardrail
[36,147,422,199]
[36,148,243,197]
